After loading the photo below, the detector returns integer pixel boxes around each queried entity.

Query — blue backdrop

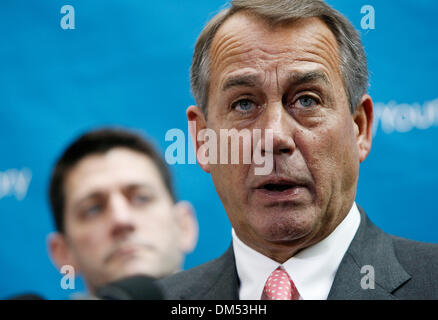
[0,0,437,299]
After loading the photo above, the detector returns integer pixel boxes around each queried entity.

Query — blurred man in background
[48,128,198,297]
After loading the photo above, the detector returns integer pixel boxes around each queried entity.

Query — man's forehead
[64,148,163,203]
[214,11,336,44]
[210,12,340,76]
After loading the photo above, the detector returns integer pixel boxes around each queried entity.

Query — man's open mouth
[261,183,297,192]
[253,177,309,202]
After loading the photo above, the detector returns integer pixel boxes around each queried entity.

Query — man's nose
[258,101,296,156]
[107,192,135,238]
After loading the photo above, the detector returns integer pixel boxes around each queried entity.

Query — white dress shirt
[232,202,361,300]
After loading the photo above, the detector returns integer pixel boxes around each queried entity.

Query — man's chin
[105,269,152,285]
[106,258,155,279]
[250,207,318,243]
[257,223,313,243]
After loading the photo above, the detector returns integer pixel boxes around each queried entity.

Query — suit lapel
[202,245,240,300]
[187,207,410,300]
[328,207,411,300]
[187,245,240,300]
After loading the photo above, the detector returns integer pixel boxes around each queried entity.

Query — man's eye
[83,204,103,217]
[232,99,256,113]
[296,96,319,108]
[131,194,152,205]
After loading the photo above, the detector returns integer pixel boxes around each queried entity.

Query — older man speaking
[158,0,438,300]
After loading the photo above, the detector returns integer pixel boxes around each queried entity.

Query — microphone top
[96,275,164,300]
[7,293,46,300]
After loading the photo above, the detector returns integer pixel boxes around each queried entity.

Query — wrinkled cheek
[211,162,250,220]
[211,163,239,203]
[310,126,358,204]
[295,130,342,207]
[337,123,360,191]
[210,127,252,206]
[340,147,360,193]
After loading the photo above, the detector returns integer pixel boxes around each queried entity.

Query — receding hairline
[208,12,343,94]
[210,10,341,61]
[216,8,335,31]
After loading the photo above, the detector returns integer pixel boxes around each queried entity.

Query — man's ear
[173,201,198,253]
[187,105,211,173]
[353,94,374,163]
[47,232,79,272]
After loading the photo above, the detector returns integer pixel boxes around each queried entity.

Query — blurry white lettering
[0,168,32,201]
[361,5,375,30]
[60,5,75,29]
[60,265,75,290]
[373,98,438,135]
[360,265,375,290]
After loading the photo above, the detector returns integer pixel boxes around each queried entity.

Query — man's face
[58,148,192,291]
[192,13,372,261]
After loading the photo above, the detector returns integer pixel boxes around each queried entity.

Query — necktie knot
[261,266,301,300]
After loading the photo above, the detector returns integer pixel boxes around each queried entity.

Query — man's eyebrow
[72,183,154,208]
[221,71,329,92]
[72,192,104,210]
[287,70,330,86]
[123,183,154,192]
[222,74,260,91]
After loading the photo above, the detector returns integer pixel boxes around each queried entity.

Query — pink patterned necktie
[261,266,301,300]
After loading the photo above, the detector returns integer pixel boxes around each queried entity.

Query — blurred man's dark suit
[157,207,438,300]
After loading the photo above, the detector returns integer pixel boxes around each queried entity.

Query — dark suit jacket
[157,207,438,299]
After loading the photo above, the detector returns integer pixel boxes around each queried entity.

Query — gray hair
[190,0,368,116]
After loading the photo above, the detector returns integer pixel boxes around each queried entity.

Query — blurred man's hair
[49,128,176,233]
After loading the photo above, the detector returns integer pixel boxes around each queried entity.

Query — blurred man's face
[188,13,372,262]
[56,147,194,292]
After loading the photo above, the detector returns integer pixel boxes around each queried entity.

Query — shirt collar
[232,202,361,300]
